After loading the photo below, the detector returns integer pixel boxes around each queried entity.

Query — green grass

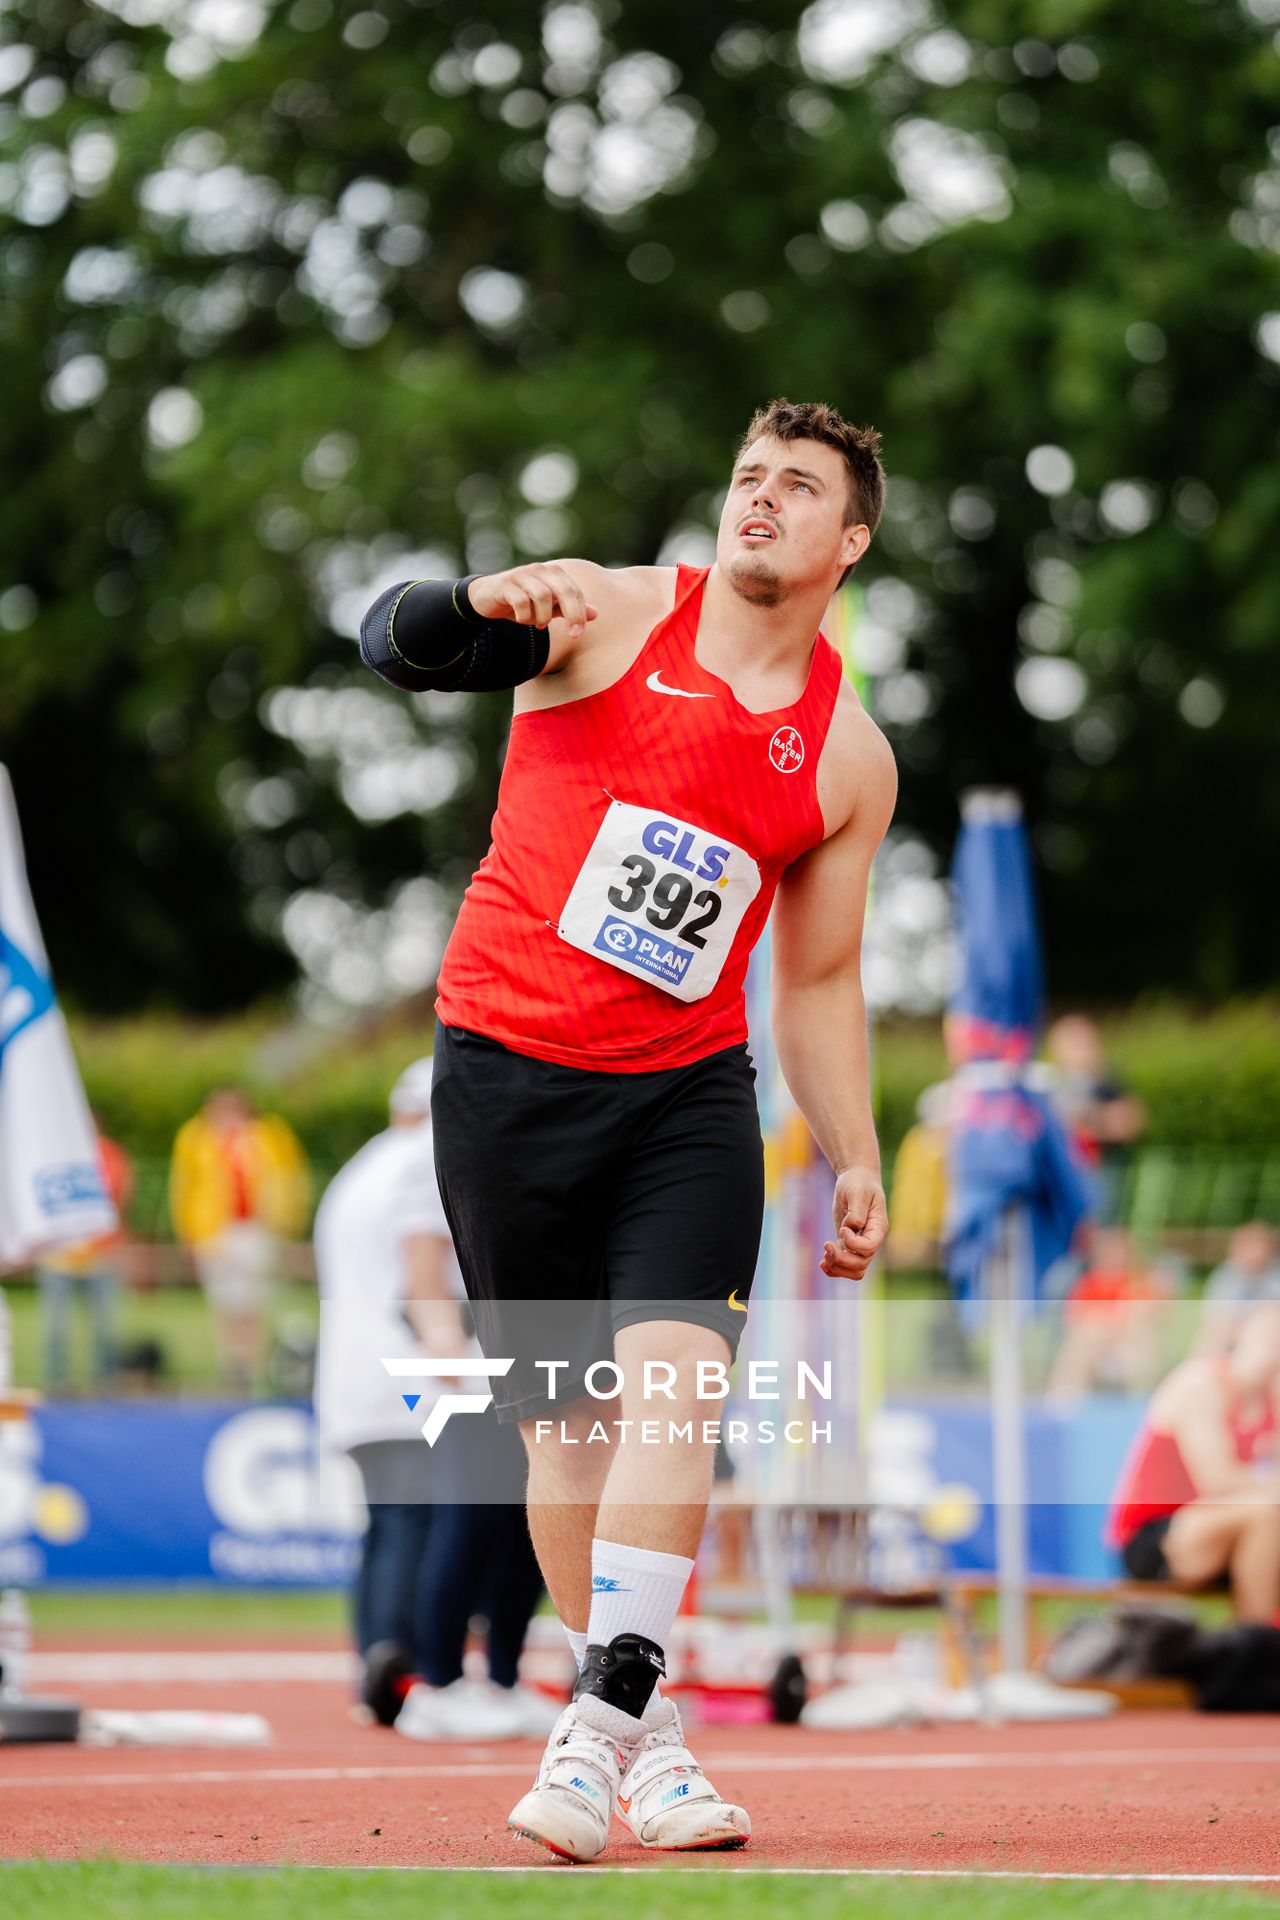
[787,1592,1236,1638]
[28,1585,348,1639]
[28,1580,1232,1648]
[3,1280,319,1396]
[0,1864,1274,1920]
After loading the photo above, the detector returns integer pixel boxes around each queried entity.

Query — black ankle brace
[572,1633,666,1719]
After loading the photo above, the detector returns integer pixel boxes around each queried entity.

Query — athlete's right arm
[468,561,598,664]
[468,557,653,673]
[358,561,607,694]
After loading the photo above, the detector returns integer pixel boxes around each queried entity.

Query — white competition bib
[557,799,761,1003]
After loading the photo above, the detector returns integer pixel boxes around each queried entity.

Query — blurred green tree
[1,0,1277,1013]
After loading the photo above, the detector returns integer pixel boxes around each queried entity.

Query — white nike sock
[563,1625,589,1671]
[587,1538,694,1659]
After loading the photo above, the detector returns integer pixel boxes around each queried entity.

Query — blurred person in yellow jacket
[169,1088,309,1392]
[885,1083,950,1270]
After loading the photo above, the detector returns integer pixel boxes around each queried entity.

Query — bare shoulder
[815,676,898,841]
[559,559,673,625]
[1160,1355,1223,1425]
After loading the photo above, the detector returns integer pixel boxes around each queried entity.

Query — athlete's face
[718,435,869,608]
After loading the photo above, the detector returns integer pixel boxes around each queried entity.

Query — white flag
[0,764,116,1264]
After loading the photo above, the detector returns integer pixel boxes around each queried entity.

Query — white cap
[389,1056,434,1117]
[959,786,1022,823]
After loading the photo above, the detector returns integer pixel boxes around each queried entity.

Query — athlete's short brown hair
[738,397,885,538]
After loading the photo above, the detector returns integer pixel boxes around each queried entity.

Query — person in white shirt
[313,1058,553,1740]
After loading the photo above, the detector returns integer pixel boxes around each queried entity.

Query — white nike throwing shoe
[616,1696,750,1851]
[507,1697,624,1862]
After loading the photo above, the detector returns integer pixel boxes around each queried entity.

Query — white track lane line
[29,1654,358,1684]
[2,1745,1278,1789]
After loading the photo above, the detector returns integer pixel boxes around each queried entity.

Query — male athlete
[360,399,896,1860]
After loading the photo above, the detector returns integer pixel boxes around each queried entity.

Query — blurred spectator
[36,1122,132,1392]
[1195,1223,1280,1355]
[312,1058,551,1741]
[1047,1226,1178,1402]
[1107,1303,1280,1622]
[1046,1015,1145,1223]
[169,1088,309,1393]
[886,1082,950,1271]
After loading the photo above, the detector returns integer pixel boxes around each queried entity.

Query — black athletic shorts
[431,1020,765,1424]
[1120,1515,1172,1581]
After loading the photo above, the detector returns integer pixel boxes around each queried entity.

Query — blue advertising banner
[887,1399,1145,1584]
[0,1401,364,1586]
[0,1396,1144,1586]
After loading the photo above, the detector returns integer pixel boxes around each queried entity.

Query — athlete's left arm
[770,715,898,1283]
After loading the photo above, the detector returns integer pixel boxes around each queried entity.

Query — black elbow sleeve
[359,577,550,693]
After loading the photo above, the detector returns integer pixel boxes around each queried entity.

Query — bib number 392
[557,799,761,1003]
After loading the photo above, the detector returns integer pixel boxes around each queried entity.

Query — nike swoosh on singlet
[728,1291,747,1311]
[646,670,715,699]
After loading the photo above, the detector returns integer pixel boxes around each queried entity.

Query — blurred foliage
[71,1000,1280,1182]
[882,1000,1280,1155]
[1,0,1278,1012]
[72,1007,432,1166]
[1102,997,1280,1150]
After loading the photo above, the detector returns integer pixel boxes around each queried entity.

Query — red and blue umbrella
[945,791,1092,1302]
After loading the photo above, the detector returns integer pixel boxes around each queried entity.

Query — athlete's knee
[1239,1502,1280,1543]
[521,1392,619,1479]
[1169,1501,1276,1583]
[615,1317,730,1366]
[1208,1500,1280,1538]
[614,1318,732,1420]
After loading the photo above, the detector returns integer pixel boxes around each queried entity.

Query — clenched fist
[469,562,599,637]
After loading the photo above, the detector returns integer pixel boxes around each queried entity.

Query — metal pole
[990,1209,1029,1672]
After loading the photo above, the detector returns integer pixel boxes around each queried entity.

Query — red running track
[2,1648,1279,1877]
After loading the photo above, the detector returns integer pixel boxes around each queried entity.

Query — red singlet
[1107,1362,1277,1546]
[435,565,844,1071]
